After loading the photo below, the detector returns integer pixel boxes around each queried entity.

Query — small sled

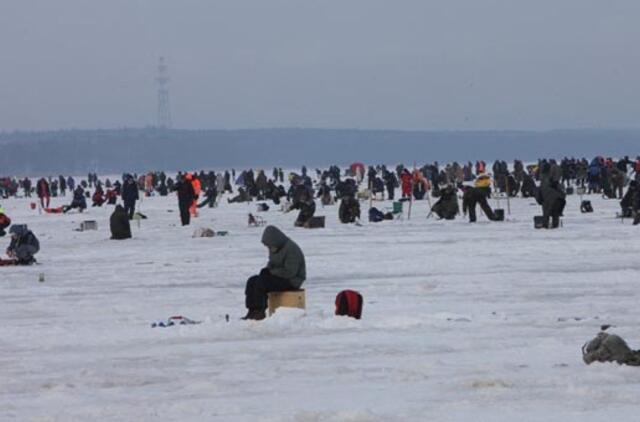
[0,258,19,266]
[44,207,65,214]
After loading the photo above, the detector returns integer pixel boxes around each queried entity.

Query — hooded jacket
[8,225,39,263]
[538,163,566,216]
[339,196,360,223]
[110,205,132,240]
[122,178,139,203]
[261,225,306,288]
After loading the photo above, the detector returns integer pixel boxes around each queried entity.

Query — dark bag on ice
[335,290,363,319]
[580,200,593,213]
[368,207,385,222]
[368,207,394,222]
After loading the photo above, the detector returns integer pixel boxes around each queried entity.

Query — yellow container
[268,290,306,316]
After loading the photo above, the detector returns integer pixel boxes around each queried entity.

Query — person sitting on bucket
[5,225,39,265]
[243,225,306,320]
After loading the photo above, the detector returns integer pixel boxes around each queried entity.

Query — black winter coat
[339,196,360,223]
[122,180,139,203]
[176,181,196,207]
[110,205,131,239]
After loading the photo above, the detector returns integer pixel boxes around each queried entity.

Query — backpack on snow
[368,207,393,223]
[335,290,363,319]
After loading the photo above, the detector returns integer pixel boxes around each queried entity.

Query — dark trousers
[39,195,50,209]
[387,186,395,200]
[245,271,295,311]
[542,198,566,229]
[467,197,495,222]
[179,203,190,226]
[124,201,136,219]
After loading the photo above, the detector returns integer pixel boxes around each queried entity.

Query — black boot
[241,309,266,321]
[551,215,560,229]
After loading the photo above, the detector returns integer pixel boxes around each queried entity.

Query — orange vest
[191,178,201,195]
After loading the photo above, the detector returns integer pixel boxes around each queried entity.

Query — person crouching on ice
[243,225,306,321]
[4,225,39,265]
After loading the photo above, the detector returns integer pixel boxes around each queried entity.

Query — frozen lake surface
[2,189,640,421]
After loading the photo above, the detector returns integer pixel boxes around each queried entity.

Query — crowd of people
[1,156,639,232]
[1,156,640,317]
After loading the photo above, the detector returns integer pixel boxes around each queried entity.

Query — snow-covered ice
[2,188,640,421]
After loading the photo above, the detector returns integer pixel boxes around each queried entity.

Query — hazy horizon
[2,1,639,133]
[4,124,640,135]
[1,127,639,175]
[3,125,640,136]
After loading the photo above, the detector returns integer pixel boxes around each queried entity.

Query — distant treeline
[0,127,638,175]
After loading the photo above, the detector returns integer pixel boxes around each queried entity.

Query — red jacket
[36,179,50,198]
[400,171,413,195]
[0,213,10,229]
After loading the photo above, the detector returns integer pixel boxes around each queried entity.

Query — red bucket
[30,202,36,210]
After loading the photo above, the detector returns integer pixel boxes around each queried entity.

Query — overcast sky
[1,0,638,132]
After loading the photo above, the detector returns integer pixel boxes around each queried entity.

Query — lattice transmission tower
[156,56,172,129]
